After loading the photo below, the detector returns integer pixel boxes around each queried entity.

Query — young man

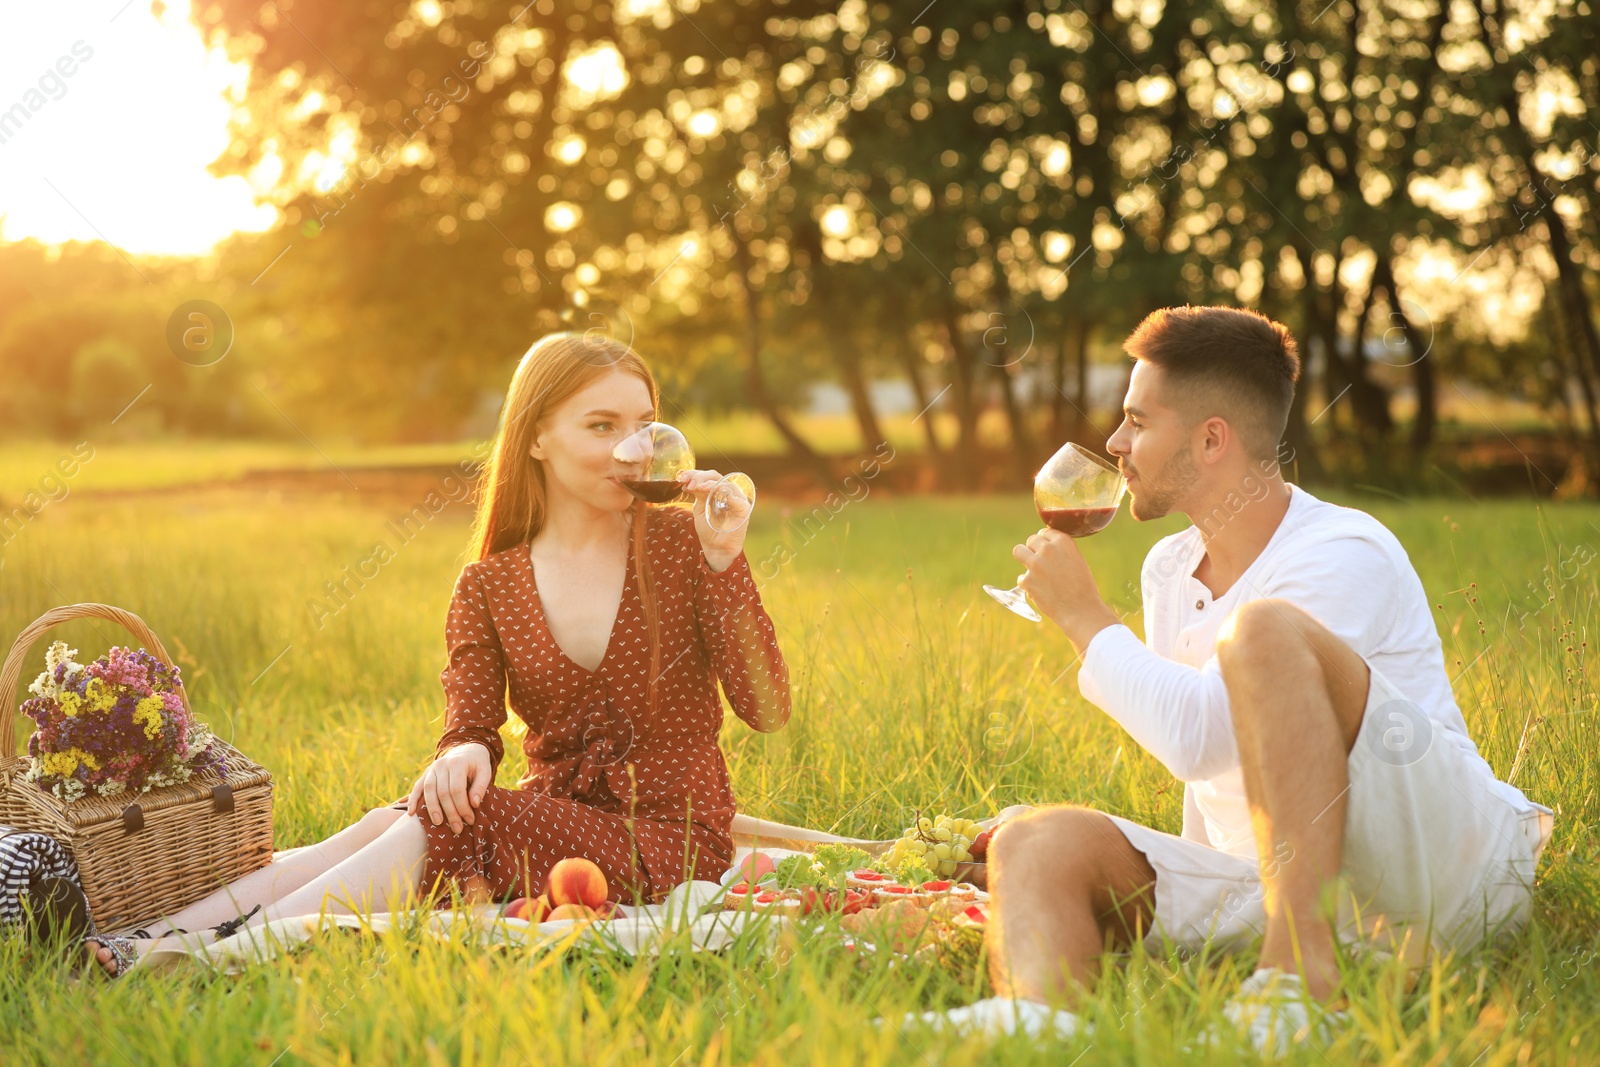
[914,306,1552,1053]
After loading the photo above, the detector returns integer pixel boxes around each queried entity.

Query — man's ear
[1199,415,1231,465]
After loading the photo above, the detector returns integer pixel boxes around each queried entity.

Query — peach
[547,857,609,910]
[505,894,551,922]
[734,852,776,885]
[547,902,598,923]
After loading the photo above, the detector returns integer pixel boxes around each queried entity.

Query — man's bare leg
[1216,598,1370,1001]
[986,806,1158,1006]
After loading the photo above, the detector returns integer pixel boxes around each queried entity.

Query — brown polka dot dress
[393,504,791,906]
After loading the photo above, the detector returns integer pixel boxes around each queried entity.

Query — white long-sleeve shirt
[1078,482,1540,860]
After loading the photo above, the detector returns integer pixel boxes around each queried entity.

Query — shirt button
[1195,599,1205,610]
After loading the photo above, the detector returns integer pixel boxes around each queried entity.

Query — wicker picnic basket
[0,604,275,931]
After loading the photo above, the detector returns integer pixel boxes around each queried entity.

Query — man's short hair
[1123,305,1301,461]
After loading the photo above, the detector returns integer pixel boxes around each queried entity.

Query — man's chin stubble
[1129,495,1168,522]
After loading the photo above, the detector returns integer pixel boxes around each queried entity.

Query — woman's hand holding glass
[678,468,755,570]
[611,422,757,569]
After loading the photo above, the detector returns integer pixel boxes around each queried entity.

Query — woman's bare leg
[106,806,408,936]
[88,809,429,975]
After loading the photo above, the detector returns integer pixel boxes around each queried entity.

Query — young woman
[84,333,792,976]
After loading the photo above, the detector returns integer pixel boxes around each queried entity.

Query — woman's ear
[528,428,547,461]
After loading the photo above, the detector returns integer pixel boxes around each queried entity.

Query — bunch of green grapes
[888,814,982,878]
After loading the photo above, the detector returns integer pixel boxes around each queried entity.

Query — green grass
[0,439,498,499]
[1,473,1598,1064]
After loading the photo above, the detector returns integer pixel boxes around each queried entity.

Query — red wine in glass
[611,423,758,530]
[1038,506,1117,537]
[619,478,687,504]
[983,442,1127,621]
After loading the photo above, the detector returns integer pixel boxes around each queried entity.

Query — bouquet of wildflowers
[17,641,224,802]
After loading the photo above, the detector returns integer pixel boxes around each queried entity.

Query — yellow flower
[57,692,83,717]
[41,750,78,777]
[85,677,116,713]
[134,695,164,739]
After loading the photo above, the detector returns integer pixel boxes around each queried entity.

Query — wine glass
[611,422,757,532]
[982,442,1127,621]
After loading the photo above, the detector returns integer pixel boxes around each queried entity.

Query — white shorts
[1105,662,1552,958]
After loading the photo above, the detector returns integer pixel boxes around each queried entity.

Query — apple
[546,857,609,910]
[968,830,992,860]
[547,902,598,923]
[593,900,625,920]
[503,894,551,922]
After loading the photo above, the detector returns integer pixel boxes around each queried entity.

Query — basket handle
[0,604,187,757]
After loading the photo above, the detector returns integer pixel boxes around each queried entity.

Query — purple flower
[26,645,221,800]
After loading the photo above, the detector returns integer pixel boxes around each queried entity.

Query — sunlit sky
[0,1,276,256]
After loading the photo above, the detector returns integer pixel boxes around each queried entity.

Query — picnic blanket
[119,812,971,976]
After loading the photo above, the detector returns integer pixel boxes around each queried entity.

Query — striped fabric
[0,825,95,938]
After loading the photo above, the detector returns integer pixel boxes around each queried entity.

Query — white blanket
[124,812,1012,975]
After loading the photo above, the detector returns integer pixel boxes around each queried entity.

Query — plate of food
[727,809,1007,890]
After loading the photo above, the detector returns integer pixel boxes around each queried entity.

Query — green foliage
[771,855,822,890]
[813,843,874,879]
[4,0,1594,477]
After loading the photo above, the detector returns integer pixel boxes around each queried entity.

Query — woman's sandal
[210,903,263,940]
[79,933,139,978]
[81,903,265,979]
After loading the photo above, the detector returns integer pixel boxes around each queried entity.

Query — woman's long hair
[468,332,664,705]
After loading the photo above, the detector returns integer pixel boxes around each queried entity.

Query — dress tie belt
[531,678,635,806]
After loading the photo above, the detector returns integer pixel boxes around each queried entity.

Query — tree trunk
[1475,0,1600,491]
[731,234,832,482]
[830,333,887,452]
[1552,316,1599,449]
[895,333,943,457]
[1048,336,1069,445]
[1539,206,1600,484]
[941,301,982,490]
[1296,243,1390,439]
[1370,256,1436,453]
[1073,316,1092,439]
[1347,268,1394,441]
[992,360,1034,482]
[1260,258,1323,480]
